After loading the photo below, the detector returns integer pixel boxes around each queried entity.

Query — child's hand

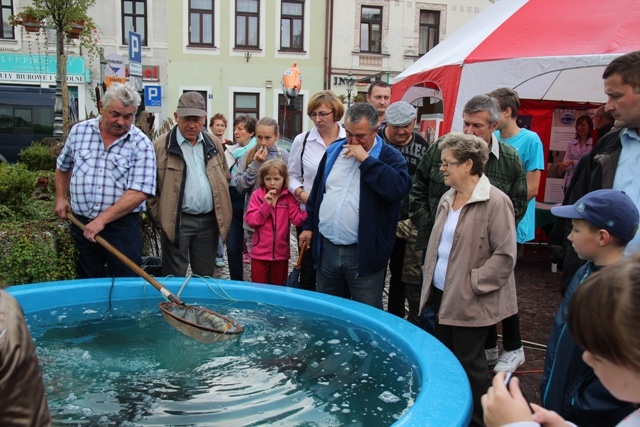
[265,189,277,206]
[482,373,536,427]
[255,146,268,163]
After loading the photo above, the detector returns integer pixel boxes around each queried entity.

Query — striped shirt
[56,117,157,218]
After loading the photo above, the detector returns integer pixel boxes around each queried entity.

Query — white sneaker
[485,346,499,365]
[493,347,525,372]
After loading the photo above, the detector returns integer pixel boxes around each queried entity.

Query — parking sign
[128,31,142,64]
[144,85,162,113]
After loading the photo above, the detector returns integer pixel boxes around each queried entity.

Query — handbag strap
[300,131,310,181]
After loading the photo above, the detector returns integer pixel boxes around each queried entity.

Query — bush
[0,164,54,222]
[0,162,75,285]
[19,142,57,171]
[0,221,76,286]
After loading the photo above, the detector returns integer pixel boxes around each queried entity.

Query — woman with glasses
[287,90,346,291]
[419,132,518,427]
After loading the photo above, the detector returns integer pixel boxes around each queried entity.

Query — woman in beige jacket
[419,133,518,427]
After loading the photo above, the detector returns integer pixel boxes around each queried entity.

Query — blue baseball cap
[551,189,639,242]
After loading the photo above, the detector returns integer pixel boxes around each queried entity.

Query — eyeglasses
[438,160,463,169]
[308,111,333,119]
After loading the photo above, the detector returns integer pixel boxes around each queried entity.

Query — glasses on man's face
[438,160,463,169]
[308,111,333,119]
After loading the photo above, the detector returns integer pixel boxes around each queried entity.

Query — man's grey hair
[102,83,141,110]
[463,95,501,124]
[345,102,379,132]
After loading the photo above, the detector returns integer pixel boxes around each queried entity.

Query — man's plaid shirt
[56,117,156,218]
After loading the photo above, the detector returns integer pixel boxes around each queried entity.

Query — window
[122,0,147,46]
[189,0,214,47]
[233,92,259,118]
[1,0,14,39]
[235,0,259,49]
[278,94,303,142]
[360,6,381,53]
[280,0,303,51]
[419,10,440,55]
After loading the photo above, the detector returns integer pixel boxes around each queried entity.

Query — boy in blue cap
[540,189,639,426]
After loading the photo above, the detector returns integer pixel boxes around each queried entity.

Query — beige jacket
[419,174,518,327]
[148,127,232,244]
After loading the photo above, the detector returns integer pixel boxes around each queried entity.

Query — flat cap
[385,101,417,126]
[177,92,206,117]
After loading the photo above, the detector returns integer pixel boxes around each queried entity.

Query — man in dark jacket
[299,103,411,309]
[554,50,640,292]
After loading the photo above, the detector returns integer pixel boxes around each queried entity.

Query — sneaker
[215,257,225,268]
[242,254,250,264]
[493,347,525,372]
[485,346,499,366]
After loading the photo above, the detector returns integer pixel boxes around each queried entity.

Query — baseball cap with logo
[551,189,639,242]
[385,101,417,127]
[177,92,206,117]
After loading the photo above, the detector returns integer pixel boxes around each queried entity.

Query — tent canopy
[392,0,640,133]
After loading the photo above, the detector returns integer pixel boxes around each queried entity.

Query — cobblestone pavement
[210,232,561,406]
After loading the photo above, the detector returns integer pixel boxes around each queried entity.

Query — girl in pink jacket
[245,159,307,285]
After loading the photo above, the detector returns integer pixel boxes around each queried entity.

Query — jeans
[71,212,142,278]
[316,237,385,309]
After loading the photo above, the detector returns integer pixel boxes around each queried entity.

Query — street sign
[104,54,125,78]
[105,76,126,88]
[144,85,162,113]
[129,62,142,76]
[128,31,142,64]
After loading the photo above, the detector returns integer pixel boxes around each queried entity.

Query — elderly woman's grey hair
[439,132,490,176]
[463,95,501,125]
[102,83,141,110]
[344,102,379,132]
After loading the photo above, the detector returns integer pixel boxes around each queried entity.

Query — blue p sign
[144,85,162,107]
[129,31,142,63]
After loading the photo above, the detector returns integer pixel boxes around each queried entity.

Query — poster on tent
[543,108,596,203]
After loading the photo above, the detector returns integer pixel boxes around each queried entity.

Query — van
[0,86,60,163]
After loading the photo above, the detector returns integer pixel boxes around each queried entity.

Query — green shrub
[0,164,54,221]
[18,142,57,171]
[0,163,36,208]
[0,221,76,286]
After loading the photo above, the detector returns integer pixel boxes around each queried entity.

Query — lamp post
[345,71,357,108]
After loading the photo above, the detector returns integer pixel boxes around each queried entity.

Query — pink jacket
[245,188,307,261]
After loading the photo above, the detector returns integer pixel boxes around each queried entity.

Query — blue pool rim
[9,277,472,427]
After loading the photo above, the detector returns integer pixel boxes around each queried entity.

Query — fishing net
[159,302,243,344]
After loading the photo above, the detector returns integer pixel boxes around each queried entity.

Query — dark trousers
[226,207,245,281]
[161,213,219,277]
[485,313,523,351]
[295,226,316,291]
[386,237,407,318]
[70,212,142,279]
[431,287,491,427]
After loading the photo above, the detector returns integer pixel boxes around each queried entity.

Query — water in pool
[28,300,419,426]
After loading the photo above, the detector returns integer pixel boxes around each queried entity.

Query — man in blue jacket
[299,102,411,309]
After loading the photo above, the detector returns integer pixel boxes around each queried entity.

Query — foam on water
[29,300,418,426]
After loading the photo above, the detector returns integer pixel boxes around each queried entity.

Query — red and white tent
[391,0,640,133]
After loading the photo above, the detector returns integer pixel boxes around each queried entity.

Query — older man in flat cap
[148,92,232,277]
[378,101,430,323]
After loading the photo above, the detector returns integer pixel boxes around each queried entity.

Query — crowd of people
[2,50,640,426]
